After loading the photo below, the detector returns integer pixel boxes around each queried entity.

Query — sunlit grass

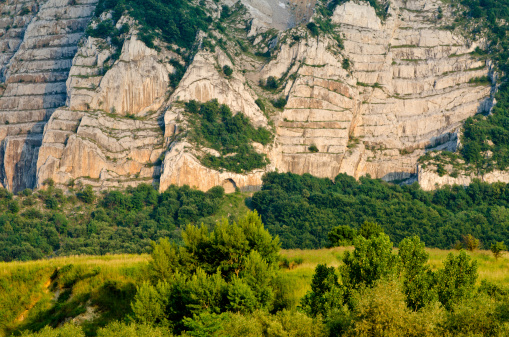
[280,247,509,301]
[1,247,509,335]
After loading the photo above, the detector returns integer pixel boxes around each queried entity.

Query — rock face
[270,0,491,182]
[418,167,509,190]
[36,36,168,189]
[0,0,98,192]
[158,0,492,192]
[0,0,500,192]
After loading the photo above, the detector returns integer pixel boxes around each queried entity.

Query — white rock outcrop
[269,0,491,181]
[0,0,500,193]
[36,36,167,189]
[418,166,509,190]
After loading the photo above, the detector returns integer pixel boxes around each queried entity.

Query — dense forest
[5,212,509,336]
[252,172,509,249]
[3,171,509,262]
[0,182,241,262]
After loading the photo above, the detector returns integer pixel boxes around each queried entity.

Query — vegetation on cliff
[184,100,272,173]
[91,0,211,49]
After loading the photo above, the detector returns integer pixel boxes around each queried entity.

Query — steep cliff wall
[157,0,492,191]
[36,36,169,189]
[0,0,97,192]
[0,0,499,192]
[269,0,491,182]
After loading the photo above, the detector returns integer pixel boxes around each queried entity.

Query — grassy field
[280,247,509,302]
[1,247,508,336]
[0,255,150,337]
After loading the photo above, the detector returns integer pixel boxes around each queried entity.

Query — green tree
[307,22,319,36]
[8,200,19,214]
[342,58,350,70]
[272,97,287,109]
[240,251,274,308]
[183,312,230,337]
[435,251,478,310]
[265,76,278,89]
[341,233,400,289]
[131,281,169,325]
[19,323,85,337]
[398,236,436,310]
[97,322,173,337]
[77,185,95,204]
[301,264,342,317]
[328,225,356,247]
[254,98,265,112]
[222,65,233,77]
[148,238,188,282]
[226,277,258,313]
[491,241,507,260]
[358,221,384,239]
[308,144,319,153]
[463,234,480,251]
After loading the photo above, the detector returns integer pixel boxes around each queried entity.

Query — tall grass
[2,248,509,336]
[0,255,150,337]
[280,247,509,301]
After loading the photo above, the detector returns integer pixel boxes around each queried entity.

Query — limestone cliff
[0,0,502,192]
[159,0,493,191]
[0,0,97,192]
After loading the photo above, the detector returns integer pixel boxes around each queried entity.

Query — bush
[341,233,400,289]
[463,234,480,251]
[255,99,265,112]
[264,76,278,90]
[272,97,287,109]
[342,58,350,70]
[307,22,319,36]
[308,144,319,153]
[223,65,233,77]
[491,241,507,260]
[435,251,478,310]
[328,225,356,246]
[77,185,96,204]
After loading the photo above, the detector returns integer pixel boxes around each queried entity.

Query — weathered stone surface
[268,0,491,181]
[36,35,167,189]
[418,166,509,190]
[2,0,504,192]
[159,142,265,192]
[0,0,97,192]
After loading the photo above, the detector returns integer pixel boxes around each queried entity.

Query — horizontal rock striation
[0,0,97,192]
[36,36,168,188]
[270,0,491,181]
[0,0,499,192]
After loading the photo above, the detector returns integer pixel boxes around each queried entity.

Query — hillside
[2,244,509,336]
[4,173,509,260]
[0,0,505,193]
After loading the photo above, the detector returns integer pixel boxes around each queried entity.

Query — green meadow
[2,246,508,336]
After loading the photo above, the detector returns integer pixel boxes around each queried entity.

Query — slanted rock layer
[0,0,502,192]
[0,0,98,192]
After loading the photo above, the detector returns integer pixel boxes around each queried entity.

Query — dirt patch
[16,278,52,322]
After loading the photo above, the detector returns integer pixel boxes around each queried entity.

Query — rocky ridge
[0,0,501,192]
